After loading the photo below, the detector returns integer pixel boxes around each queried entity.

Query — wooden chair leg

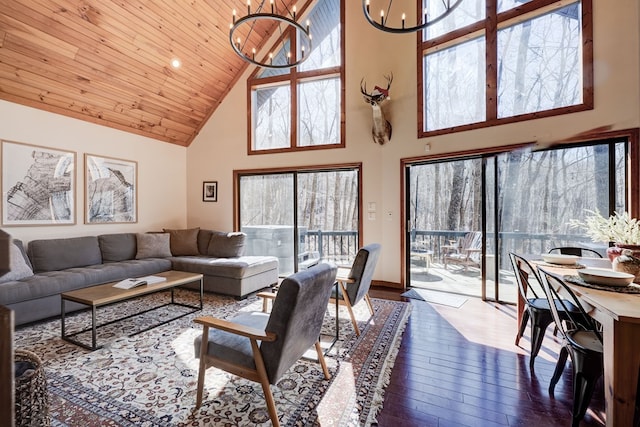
[314,341,331,379]
[252,339,280,427]
[364,294,374,315]
[339,282,360,336]
[195,325,210,408]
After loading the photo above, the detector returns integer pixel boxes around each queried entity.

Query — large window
[249,0,344,154]
[419,0,592,136]
[236,165,361,276]
[404,135,633,303]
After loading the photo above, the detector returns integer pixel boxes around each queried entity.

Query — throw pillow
[207,231,246,258]
[162,227,200,256]
[135,233,172,259]
[0,241,34,283]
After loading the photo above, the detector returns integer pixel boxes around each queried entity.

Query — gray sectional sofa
[0,228,279,326]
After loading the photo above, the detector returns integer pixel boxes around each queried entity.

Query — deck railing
[254,227,600,272]
[303,230,359,265]
[410,229,604,270]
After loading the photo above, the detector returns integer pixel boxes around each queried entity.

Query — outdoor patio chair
[548,247,603,258]
[192,263,337,427]
[509,253,583,370]
[538,268,603,427]
[443,232,482,271]
[332,243,381,336]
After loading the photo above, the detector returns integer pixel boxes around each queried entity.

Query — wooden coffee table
[61,270,203,350]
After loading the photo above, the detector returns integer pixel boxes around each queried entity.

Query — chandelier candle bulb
[380,10,384,25]
[229,0,313,69]
[366,0,370,13]
[301,46,305,57]
[402,13,405,29]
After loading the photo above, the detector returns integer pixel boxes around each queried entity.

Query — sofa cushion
[197,229,214,255]
[135,233,172,259]
[0,241,34,284]
[99,233,137,262]
[207,231,246,258]
[171,255,277,279]
[28,236,102,273]
[163,228,200,256]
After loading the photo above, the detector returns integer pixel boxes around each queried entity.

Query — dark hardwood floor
[369,287,606,427]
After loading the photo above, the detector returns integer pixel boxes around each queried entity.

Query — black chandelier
[362,0,464,34]
[229,0,313,69]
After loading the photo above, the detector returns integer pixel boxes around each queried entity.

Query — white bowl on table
[578,268,635,287]
[541,253,580,265]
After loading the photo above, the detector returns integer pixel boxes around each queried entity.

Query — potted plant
[569,210,640,261]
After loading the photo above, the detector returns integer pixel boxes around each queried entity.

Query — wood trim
[235,162,362,176]
[371,280,402,290]
[581,0,594,110]
[402,141,533,164]
[486,0,498,121]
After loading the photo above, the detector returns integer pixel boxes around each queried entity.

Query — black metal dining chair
[548,247,603,258]
[509,253,582,370]
[538,268,603,427]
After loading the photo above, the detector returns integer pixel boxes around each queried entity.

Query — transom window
[248,0,344,154]
[419,0,592,137]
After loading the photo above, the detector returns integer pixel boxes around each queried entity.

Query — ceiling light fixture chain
[229,0,313,69]
[363,0,464,34]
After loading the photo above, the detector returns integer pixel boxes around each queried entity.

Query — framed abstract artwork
[85,154,137,224]
[203,181,217,202]
[1,140,76,226]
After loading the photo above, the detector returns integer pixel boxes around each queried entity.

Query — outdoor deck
[409,259,519,303]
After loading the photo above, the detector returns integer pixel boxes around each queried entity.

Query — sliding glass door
[406,138,628,302]
[239,167,360,276]
[406,157,485,297]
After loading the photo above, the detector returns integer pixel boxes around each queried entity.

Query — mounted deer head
[361,73,393,145]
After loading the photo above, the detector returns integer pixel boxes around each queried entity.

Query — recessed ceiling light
[171,58,181,69]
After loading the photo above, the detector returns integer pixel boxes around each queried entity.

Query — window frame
[247,0,346,155]
[417,0,593,138]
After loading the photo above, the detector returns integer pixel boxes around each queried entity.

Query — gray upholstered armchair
[193,262,337,427]
[333,243,381,336]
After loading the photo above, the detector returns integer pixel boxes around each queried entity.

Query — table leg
[199,277,203,310]
[335,281,339,341]
[601,316,640,426]
[91,306,97,350]
[61,298,66,339]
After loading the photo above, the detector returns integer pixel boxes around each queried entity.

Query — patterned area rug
[14,289,410,426]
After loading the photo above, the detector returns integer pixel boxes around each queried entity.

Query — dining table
[522,256,640,426]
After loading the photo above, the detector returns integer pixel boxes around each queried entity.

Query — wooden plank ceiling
[0,0,299,146]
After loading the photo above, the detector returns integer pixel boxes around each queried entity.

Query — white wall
[0,100,188,245]
[187,0,640,286]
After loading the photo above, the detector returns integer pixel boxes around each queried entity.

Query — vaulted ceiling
[0,0,301,146]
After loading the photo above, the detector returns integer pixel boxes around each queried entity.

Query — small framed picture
[203,181,218,202]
